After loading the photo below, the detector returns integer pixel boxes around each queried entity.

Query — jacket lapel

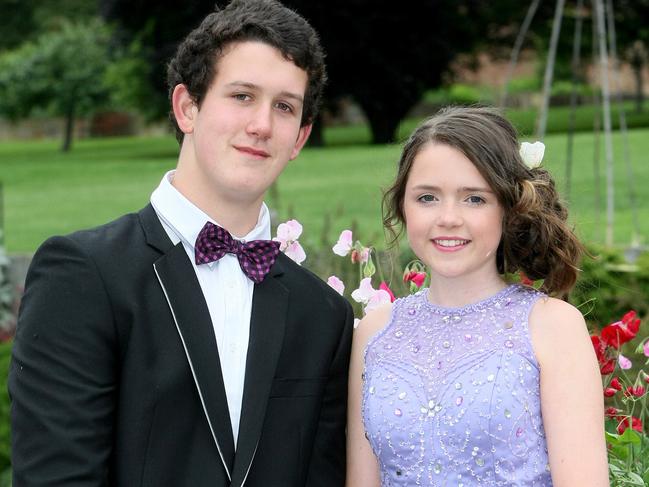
[230,258,289,487]
[141,205,236,480]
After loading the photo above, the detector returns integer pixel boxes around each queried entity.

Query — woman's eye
[233,93,251,101]
[417,194,436,203]
[467,195,486,204]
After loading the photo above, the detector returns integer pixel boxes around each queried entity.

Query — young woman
[347,107,609,486]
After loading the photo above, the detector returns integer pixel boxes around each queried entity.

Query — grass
[1,111,649,254]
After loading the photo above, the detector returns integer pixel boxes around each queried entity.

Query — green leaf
[627,472,645,485]
[618,427,642,445]
[606,431,622,445]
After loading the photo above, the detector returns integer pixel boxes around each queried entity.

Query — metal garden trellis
[500,0,643,251]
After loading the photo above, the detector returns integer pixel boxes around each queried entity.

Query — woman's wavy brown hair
[382,106,585,297]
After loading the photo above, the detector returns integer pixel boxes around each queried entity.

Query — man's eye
[276,102,293,113]
[233,93,251,101]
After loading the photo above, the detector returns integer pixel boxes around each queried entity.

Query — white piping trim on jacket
[154,263,232,482]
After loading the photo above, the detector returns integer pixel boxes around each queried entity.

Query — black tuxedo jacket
[9,204,353,487]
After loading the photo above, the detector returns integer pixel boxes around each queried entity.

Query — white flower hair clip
[519,141,545,169]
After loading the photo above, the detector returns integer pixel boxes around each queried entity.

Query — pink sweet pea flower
[351,278,391,314]
[327,276,345,296]
[403,271,426,288]
[618,353,633,370]
[333,230,353,256]
[275,220,303,250]
[644,339,649,357]
[351,278,376,304]
[283,241,306,265]
[365,289,392,313]
[379,282,396,302]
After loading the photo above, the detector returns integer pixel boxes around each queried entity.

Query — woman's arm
[529,297,609,487]
[345,304,392,487]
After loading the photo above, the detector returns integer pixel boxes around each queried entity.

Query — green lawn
[1,123,648,254]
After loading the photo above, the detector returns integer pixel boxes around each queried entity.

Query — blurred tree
[0,19,112,151]
[0,0,37,50]
[100,0,569,143]
[612,0,649,112]
[0,0,99,51]
[285,0,557,143]
[101,0,213,121]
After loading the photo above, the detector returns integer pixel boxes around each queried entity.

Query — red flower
[601,359,616,375]
[591,335,606,361]
[610,377,623,391]
[617,416,643,435]
[519,272,534,286]
[591,336,616,375]
[403,271,426,288]
[604,387,618,397]
[379,281,396,303]
[624,386,646,398]
[605,407,620,418]
[601,310,641,348]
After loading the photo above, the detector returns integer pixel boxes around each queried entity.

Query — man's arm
[9,236,118,486]
[304,300,354,487]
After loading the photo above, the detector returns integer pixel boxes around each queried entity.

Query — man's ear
[289,123,313,160]
[171,84,197,134]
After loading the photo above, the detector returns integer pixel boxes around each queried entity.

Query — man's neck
[170,174,264,239]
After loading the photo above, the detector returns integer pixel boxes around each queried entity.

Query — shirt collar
[150,170,271,250]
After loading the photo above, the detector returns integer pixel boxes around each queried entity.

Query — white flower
[332,229,353,256]
[519,141,545,169]
[327,275,345,296]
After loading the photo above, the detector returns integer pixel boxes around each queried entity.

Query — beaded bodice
[362,284,552,486]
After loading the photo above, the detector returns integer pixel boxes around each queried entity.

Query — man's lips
[234,145,270,158]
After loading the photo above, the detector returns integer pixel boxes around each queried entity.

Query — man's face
[180,41,311,207]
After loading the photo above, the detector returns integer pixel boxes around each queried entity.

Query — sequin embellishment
[361,284,552,486]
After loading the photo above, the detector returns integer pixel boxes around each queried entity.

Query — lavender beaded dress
[362,284,553,486]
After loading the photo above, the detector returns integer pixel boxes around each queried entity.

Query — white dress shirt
[150,170,271,446]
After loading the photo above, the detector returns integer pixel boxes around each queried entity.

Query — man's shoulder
[36,206,158,265]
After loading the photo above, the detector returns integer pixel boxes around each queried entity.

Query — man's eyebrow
[225,81,304,104]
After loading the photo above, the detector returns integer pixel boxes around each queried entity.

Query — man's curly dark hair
[167,0,326,144]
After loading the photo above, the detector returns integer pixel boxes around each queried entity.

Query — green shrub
[422,84,494,106]
[507,76,541,94]
[572,245,649,330]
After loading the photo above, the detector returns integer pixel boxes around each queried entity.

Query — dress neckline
[418,283,522,315]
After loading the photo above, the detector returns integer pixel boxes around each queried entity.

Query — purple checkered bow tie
[194,221,280,283]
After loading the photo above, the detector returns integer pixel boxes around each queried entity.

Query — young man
[9,1,353,486]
